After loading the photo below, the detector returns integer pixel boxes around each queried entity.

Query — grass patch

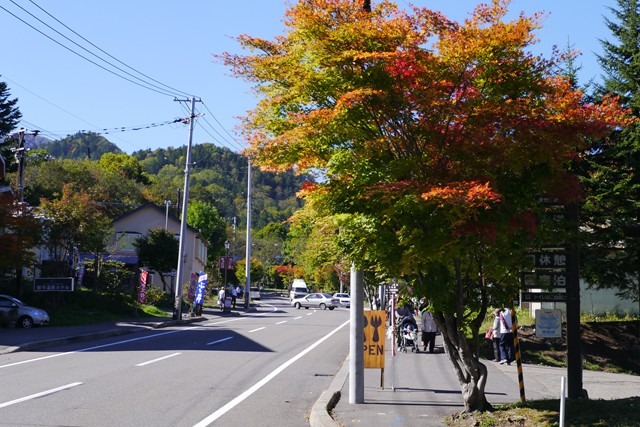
[445,397,640,426]
[39,289,172,326]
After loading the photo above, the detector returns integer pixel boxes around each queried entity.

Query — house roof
[112,202,199,234]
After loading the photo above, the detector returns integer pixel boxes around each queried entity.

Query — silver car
[291,292,339,310]
[0,294,50,329]
[333,293,351,308]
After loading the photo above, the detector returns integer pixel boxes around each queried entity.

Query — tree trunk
[439,321,493,412]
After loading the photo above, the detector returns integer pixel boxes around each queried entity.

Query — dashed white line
[136,352,181,366]
[0,382,83,409]
[276,321,287,325]
[248,327,266,333]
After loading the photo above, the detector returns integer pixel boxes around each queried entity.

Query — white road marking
[248,327,265,333]
[192,319,350,427]
[307,313,313,316]
[0,382,83,409]
[206,337,234,346]
[0,303,280,370]
[135,352,181,366]
[276,321,287,325]
[293,316,302,320]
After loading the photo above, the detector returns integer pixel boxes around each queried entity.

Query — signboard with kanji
[34,277,74,292]
[525,249,567,270]
[521,271,568,289]
[521,291,567,303]
[364,310,386,369]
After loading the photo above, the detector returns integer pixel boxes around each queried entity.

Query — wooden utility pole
[173,97,200,320]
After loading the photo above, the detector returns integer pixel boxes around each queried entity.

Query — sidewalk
[312,336,640,427]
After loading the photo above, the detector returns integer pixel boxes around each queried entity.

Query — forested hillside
[27,131,307,231]
[43,131,121,160]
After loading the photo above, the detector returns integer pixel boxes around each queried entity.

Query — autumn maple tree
[221,0,632,412]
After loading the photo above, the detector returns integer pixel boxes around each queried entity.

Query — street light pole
[224,240,230,293]
[164,200,171,230]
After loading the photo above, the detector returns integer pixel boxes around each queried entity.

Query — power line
[1,2,181,97]
[201,101,247,150]
[25,0,196,99]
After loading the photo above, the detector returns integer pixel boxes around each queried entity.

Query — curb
[310,355,349,427]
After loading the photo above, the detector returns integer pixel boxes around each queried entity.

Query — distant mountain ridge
[37,131,121,160]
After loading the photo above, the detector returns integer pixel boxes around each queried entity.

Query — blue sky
[1,0,616,155]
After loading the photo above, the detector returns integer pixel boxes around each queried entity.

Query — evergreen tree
[581,0,640,306]
[0,81,22,182]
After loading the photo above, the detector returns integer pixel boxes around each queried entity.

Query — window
[114,231,141,252]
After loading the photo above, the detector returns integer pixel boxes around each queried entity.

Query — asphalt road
[0,297,350,427]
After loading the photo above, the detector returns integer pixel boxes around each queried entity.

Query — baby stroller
[397,315,419,353]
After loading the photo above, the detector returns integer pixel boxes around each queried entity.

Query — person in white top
[490,308,502,362]
[421,306,438,353]
[498,307,515,364]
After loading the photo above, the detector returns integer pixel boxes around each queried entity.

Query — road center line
[193,319,350,427]
[248,327,266,333]
[293,316,302,320]
[206,337,234,346]
[0,382,83,409]
[135,352,181,367]
[276,321,287,325]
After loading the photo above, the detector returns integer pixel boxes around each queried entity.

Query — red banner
[138,270,148,304]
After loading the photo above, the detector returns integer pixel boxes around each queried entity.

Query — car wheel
[320,303,326,310]
[295,302,301,309]
[304,306,309,309]
[329,307,335,310]
[18,316,34,329]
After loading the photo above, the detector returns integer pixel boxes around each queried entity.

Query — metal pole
[173,97,197,320]
[349,264,364,403]
[164,200,171,230]
[244,159,252,309]
[565,201,583,398]
[224,241,229,290]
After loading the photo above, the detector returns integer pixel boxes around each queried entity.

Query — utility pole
[173,97,201,320]
[244,159,253,309]
[10,129,38,203]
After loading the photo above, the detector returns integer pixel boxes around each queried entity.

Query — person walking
[421,305,438,353]
[217,287,226,310]
[498,306,516,365]
[490,308,502,362]
[230,285,238,309]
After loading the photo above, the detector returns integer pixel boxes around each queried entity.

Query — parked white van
[289,279,308,301]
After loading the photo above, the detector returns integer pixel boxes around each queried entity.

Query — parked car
[250,286,261,300]
[291,293,339,310]
[0,294,50,329]
[333,293,351,308]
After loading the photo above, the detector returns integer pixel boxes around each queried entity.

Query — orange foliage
[223,0,634,237]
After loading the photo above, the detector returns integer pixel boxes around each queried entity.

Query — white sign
[535,309,563,338]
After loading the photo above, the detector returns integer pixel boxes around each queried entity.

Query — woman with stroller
[395,300,418,352]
